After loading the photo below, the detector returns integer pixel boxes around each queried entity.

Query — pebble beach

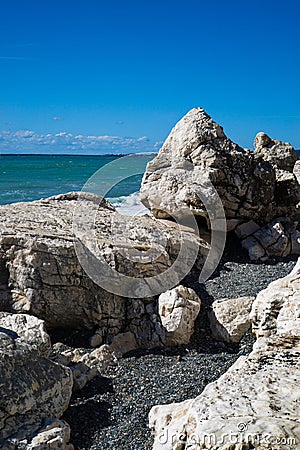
[60,236,296,449]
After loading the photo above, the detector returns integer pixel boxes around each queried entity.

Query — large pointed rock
[141,108,300,226]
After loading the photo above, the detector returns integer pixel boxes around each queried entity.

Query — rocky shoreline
[0,108,300,449]
[60,247,296,449]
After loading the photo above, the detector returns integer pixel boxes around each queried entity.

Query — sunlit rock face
[141,108,300,226]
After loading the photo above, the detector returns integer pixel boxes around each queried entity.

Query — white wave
[108,191,150,216]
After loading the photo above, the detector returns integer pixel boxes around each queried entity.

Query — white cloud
[0,129,157,154]
[0,56,27,61]
[52,116,63,121]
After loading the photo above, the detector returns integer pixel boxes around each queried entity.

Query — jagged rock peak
[141,108,300,224]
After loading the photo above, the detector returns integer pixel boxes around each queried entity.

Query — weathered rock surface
[0,314,73,446]
[254,131,297,172]
[235,218,300,261]
[158,285,201,346]
[12,419,73,450]
[0,192,209,349]
[293,160,300,184]
[149,260,300,449]
[0,312,51,357]
[51,342,117,391]
[208,296,255,343]
[250,258,300,346]
[141,108,300,226]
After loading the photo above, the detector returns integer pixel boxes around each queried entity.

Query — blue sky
[0,0,300,154]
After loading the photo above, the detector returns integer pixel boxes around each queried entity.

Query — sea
[0,154,155,215]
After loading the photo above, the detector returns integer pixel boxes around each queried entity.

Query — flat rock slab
[0,192,209,349]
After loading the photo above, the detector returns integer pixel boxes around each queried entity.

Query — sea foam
[109,191,149,216]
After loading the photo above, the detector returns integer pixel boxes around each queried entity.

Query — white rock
[293,159,300,184]
[0,192,209,350]
[25,419,73,450]
[238,219,300,261]
[254,132,297,172]
[158,285,201,346]
[250,258,300,345]
[141,109,300,225]
[51,343,117,391]
[0,312,51,357]
[209,296,255,343]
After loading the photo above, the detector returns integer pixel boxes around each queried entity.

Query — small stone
[241,236,266,261]
[109,332,138,357]
[209,296,255,343]
[26,419,73,450]
[158,285,201,346]
[235,220,260,239]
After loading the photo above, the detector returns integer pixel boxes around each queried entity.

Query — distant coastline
[0,152,158,157]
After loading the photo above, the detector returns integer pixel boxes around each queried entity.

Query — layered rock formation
[12,419,73,450]
[0,192,208,349]
[237,218,300,261]
[140,108,300,227]
[254,131,297,172]
[0,313,73,447]
[149,260,300,449]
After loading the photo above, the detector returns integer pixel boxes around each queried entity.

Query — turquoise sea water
[0,154,154,205]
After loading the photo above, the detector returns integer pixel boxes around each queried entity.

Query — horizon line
[0,152,158,157]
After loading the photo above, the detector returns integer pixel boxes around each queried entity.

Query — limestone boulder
[293,159,300,184]
[150,347,300,449]
[15,419,73,450]
[0,312,51,357]
[250,258,300,345]
[0,315,73,446]
[158,285,201,346]
[208,296,255,343]
[141,108,300,226]
[0,192,209,349]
